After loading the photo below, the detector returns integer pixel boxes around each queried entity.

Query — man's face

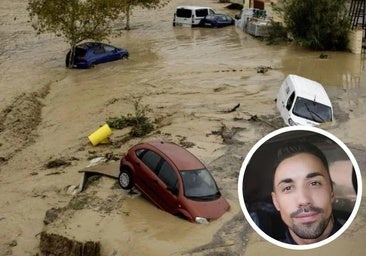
[271,153,335,244]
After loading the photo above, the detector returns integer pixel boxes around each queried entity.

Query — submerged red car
[118,141,229,223]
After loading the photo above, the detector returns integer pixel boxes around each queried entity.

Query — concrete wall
[349,29,364,54]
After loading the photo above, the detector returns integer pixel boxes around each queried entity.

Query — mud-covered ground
[1,0,366,255]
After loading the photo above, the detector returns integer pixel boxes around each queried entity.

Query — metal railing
[349,0,366,30]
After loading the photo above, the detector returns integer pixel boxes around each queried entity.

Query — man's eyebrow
[276,172,326,187]
[276,178,294,187]
[306,172,325,179]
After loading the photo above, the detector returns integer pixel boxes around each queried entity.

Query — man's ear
[330,190,335,203]
[272,191,280,211]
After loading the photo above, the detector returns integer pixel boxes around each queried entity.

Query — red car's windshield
[180,169,220,200]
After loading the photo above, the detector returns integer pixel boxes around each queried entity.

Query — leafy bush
[274,0,350,50]
[266,21,288,45]
[106,98,154,137]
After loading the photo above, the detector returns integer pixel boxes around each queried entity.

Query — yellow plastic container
[88,124,112,146]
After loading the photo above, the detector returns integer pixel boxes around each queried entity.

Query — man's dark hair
[273,140,333,190]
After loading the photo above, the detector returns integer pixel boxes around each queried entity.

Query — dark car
[118,141,230,223]
[198,13,235,28]
[65,42,129,69]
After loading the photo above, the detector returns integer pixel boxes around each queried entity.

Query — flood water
[1,0,366,255]
[2,0,364,146]
[1,0,365,109]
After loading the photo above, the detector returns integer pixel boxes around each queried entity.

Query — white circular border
[237,126,363,250]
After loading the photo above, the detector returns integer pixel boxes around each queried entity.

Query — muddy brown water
[1,0,366,255]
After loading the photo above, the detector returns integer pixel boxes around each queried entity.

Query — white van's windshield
[292,97,332,123]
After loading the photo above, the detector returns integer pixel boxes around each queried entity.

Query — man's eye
[282,186,293,192]
[310,181,321,186]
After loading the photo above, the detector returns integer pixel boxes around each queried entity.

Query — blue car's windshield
[180,169,220,200]
[292,97,332,123]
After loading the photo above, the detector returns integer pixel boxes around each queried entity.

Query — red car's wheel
[118,169,133,190]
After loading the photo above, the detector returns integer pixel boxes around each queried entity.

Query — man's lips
[295,212,319,223]
[290,206,324,223]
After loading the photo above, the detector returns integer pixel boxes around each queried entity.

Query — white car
[276,74,333,126]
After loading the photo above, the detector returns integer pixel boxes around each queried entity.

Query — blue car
[65,42,129,69]
[198,14,235,28]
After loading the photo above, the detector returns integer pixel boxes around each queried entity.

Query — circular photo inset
[238,126,362,250]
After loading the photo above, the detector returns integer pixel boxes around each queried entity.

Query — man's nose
[296,187,312,206]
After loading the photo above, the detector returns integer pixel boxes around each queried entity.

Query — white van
[173,6,216,27]
[276,74,333,126]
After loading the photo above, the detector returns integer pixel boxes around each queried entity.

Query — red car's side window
[158,161,178,191]
[139,150,161,174]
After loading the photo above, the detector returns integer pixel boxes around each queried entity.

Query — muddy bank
[0,85,50,165]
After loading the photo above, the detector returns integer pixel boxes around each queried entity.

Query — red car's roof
[137,141,205,171]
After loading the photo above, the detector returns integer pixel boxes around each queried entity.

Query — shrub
[106,98,154,137]
[266,21,288,45]
[274,0,350,50]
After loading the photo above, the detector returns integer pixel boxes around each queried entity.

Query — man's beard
[290,206,331,239]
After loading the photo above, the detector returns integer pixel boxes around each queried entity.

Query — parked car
[198,14,235,28]
[65,42,129,69]
[173,6,216,27]
[118,141,230,223]
[276,74,333,126]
